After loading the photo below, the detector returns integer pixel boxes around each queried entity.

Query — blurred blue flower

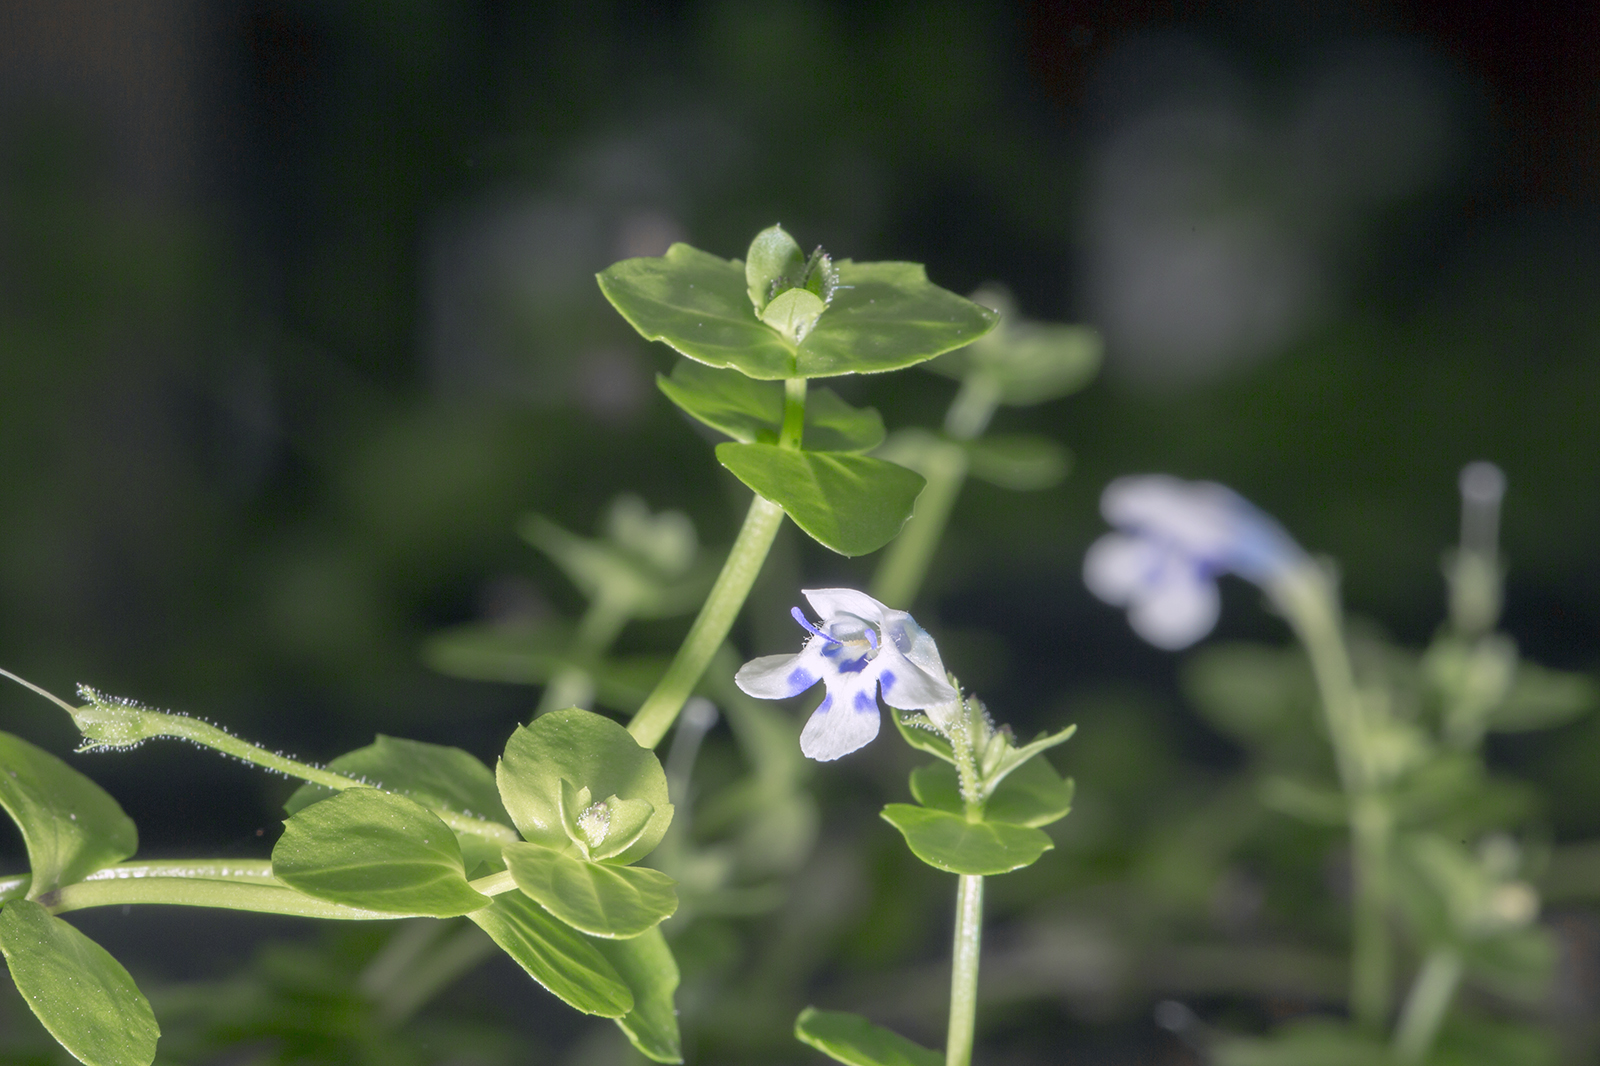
[1084,475,1306,649]
[736,589,958,761]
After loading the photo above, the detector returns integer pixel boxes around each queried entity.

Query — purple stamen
[863,626,878,651]
[791,607,840,644]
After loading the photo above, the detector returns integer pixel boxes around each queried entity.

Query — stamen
[863,626,878,651]
[791,607,840,643]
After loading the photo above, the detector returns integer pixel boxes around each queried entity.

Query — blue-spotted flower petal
[735,588,958,761]
[1085,475,1305,649]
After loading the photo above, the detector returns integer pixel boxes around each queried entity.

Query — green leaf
[715,443,924,557]
[1490,662,1598,732]
[794,1006,941,1066]
[880,804,1052,875]
[0,731,137,897]
[518,513,709,620]
[924,287,1101,405]
[467,891,633,1017]
[910,757,1074,829]
[423,623,667,712]
[963,434,1071,491]
[282,734,512,874]
[598,243,998,380]
[0,899,159,1066]
[503,841,677,938]
[272,789,490,917]
[745,224,806,312]
[656,361,885,452]
[497,708,672,866]
[597,927,682,1063]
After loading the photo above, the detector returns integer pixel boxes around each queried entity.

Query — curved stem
[870,440,968,609]
[946,874,985,1066]
[1274,568,1391,1031]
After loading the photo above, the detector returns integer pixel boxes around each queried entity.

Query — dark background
[0,1,1596,1062]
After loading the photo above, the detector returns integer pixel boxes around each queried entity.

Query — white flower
[735,589,958,761]
[1084,475,1305,649]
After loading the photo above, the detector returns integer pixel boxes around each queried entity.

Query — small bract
[736,589,958,761]
[1084,475,1306,649]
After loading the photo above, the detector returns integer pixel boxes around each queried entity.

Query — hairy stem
[39,863,393,920]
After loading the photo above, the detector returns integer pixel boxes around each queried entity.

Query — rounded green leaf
[496,708,672,866]
[467,891,633,1017]
[272,789,490,916]
[964,434,1071,491]
[794,1006,941,1066]
[745,223,806,311]
[598,244,997,380]
[880,803,1053,875]
[423,622,668,712]
[715,443,925,557]
[597,927,682,1063]
[503,841,677,938]
[282,734,512,874]
[924,310,1101,405]
[0,731,137,897]
[657,361,885,452]
[909,757,1075,829]
[0,899,159,1066]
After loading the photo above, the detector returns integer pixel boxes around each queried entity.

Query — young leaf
[503,841,677,938]
[963,434,1071,491]
[272,789,490,917]
[497,708,672,866]
[715,443,925,557]
[1489,662,1599,733]
[909,757,1075,829]
[745,224,806,312]
[924,309,1101,406]
[794,1006,941,1066]
[598,244,998,380]
[282,734,512,873]
[0,731,137,897]
[656,361,885,452]
[0,899,159,1066]
[467,891,633,1017]
[597,926,683,1063]
[879,804,1053,876]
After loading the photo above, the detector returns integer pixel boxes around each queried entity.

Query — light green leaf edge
[503,841,677,939]
[715,443,925,557]
[657,361,885,452]
[794,1006,941,1066]
[880,803,1053,876]
[598,926,683,1063]
[909,756,1075,829]
[468,891,633,1018]
[0,731,137,898]
[0,899,159,1066]
[272,789,490,917]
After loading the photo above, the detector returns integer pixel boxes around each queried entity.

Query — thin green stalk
[946,873,985,1066]
[870,440,967,609]
[628,378,805,749]
[39,863,393,920]
[71,697,520,847]
[537,587,633,716]
[1274,569,1391,1031]
[1392,948,1463,1063]
[368,922,498,1025]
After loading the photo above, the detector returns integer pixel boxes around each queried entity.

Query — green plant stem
[628,377,804,750]
[363,919,499,1025]
[946,873,985,1066]
[36,861,393,920]
[871,439,968,609]
[77,706,520,847]
[1392,948,1463,1063]
[1274,568,1392,1032]
[537,587,633,716]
